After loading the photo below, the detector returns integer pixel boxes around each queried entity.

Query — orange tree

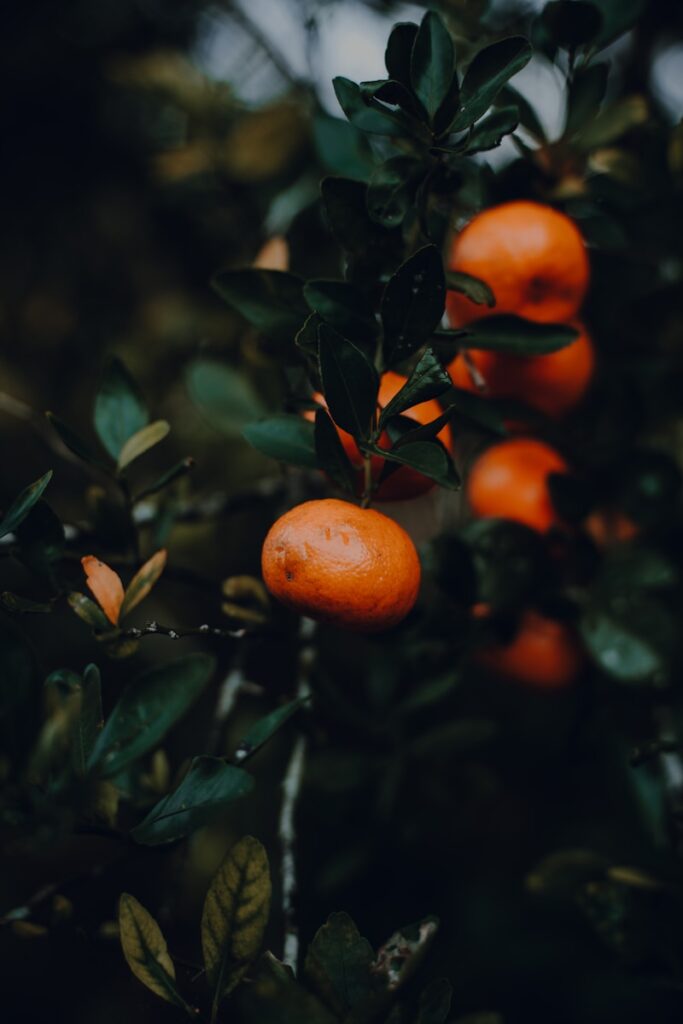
[2,3,683,1023]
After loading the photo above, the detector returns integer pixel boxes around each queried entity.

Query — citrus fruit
[585,508,639,547]
[467,438,569,533]
[449,322,595,418]
[446,200,589,326]
[261,498,421,631]
[478,609,581,689]
[306,370,452,502]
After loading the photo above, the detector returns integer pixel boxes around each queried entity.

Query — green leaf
[68,591,111,631]
[417,978,452,1024]
[410,11,455,122]
[372,440,459,490]
[359,79,424,119]
[591,0,645,47]
[94,358,149,461]
[379,349,451,427]
[367,156,421,229]
[456,316,579,354]
[188,360,267,436]
[580,594,676,685]
[565,63,608,138]
[320,177,400,263]
[381,245,446,368]
[0,471,53,540]
[117,420,170,472]
[133,458,194,502]
[89,653,216,777]
[235,698,309,763]
[534,1,603,56]
[314,409,358,495]
[574,96,648,151]
[202,836,271,1018]
[304,280,378,348]
[304,912,379,1017]
[242,415,317,469]
[212,269,308,344]
[466,105,519,154]
[131,756,254,846]
[318,323,378,440]
[118,894,192,1013]
[446,271,495,308]
[385,22,419,87]
[333,77,412,138]
[120,549,167,620]
[451,37,532,132]
[46,412,105,468]
[52,663,104,778]
[239,952,337,1024]
[313,114,374,180]
[1,592,53,614]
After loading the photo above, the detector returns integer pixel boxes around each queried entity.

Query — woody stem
[361,454,373,509]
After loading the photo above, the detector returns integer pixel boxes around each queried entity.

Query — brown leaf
[81,557,125,625]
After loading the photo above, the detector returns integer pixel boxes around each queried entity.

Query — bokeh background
[2,1,683,1022]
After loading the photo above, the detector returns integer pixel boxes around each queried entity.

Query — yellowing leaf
[201,835,271,1019]
[81,557,125,625]
[68,591,111,631]
[117,419,170,471]
[118,894,188,1010]
[253,235,290,271]
[120,549,167,621]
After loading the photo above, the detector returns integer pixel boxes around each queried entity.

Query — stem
[279,617,316,973]
[117,620,250,641]
[361,454,373,509]
[462,349,487,393]
[208,659,248,754]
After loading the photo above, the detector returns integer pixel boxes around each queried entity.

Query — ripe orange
[307,371,452,502]
[478,609,581,689]
[449,322,595,418]
[261,498,421,631]
[467,438,569,533]
[585,508,639,547]
[446,201,589,326]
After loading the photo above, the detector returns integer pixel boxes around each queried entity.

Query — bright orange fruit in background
[307,370,452,502]
[478,609,581,689]
[449,322,595,418]
[446,200,589,326]
[467,438,569,533]
[261,498,421,631]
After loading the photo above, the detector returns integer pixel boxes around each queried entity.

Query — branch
[119,620,249,641]
[279,617,316,973]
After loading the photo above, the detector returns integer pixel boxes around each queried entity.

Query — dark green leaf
[235,697,309,763]
[46,664,103,778]
[451,37,532,132]
[313,114,374,180]
[131,756,254,846]
[580,594,676,685]
[212,269,308,344]
[46,412,106,468]
[458,518,549,609]
[359,79,424,119]
[320,178,401,265]
[318,323,378,440]
[466,105,519,154]
[498,84,546,141]
[381,245,446,367]
[89,653,216,777]
[243,415,317,469]
[565,63,608,138]
[367,156,421,228]
[371,440,459,490]
[133,458,195,503]
[314,409,358,495]
[68,591,111,631]
[534,1,603,56]
[574,96,648,151]
[596,547,678,593]
[385,22,419,87]
[304,280,378,347]
[417,978,452,1024]
[445,386,508,435]
[446,271,495,308]
[188,360,266,436]
[410,11,455,122]
[1,592,53,614]
[304,912,379,1017]
[333,77,412,137]
[379,349,451,427]
[451,316,578,354]
[238,951,337,1024]
[0,471,53,540]
[15,501,64,579]
[94,358,149,461]
[591,0,645,47]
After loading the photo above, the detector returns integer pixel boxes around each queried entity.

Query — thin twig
[462,349,488,393]
[279,617,316,973]
[208,659,249,754]
[119,620,248,641]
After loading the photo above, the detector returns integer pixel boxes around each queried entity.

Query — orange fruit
[585,508,639,547]
[449,322,595,419]
[261,498,421,631]
[306,370,452,502]
[478,609,581,689]
[467,438,569,533]
[446,201,589,326]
